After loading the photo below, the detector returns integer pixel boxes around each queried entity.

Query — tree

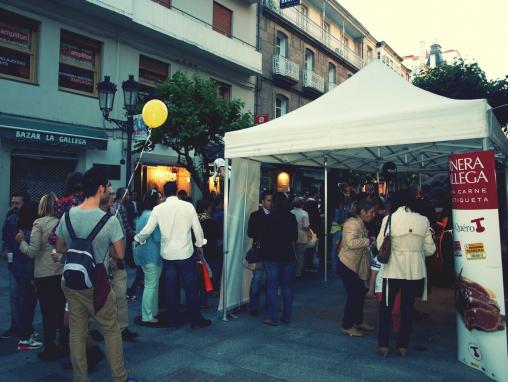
[148,71,252,196]
[412,59,508,127]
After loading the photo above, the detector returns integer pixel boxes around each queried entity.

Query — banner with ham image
[449,150,508,381]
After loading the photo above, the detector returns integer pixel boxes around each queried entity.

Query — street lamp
[97,74,139,189]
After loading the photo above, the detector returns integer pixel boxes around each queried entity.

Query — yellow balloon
[142,99,168,129]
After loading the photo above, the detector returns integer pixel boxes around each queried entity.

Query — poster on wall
[449,150,508,381]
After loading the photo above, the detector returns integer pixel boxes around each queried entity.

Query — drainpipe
[254,0,261,116]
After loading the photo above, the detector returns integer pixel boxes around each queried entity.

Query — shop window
[0,10,39,83]
[277,171,290,192]
[151,0,171,8]
[143,165,191,197]
[138,55,170,99]
[276,31,288,58]
[216,80,231,100]
[275,94,288,118]
[58,30,102,96]
[93,164,121,180]
[213,2,233,37]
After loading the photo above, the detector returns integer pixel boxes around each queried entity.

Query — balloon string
[116,129,153,217]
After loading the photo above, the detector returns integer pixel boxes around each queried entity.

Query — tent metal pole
[222,158,230,321]
[324,154,328,282]
[482,138,489,151]
[505,162,508,242]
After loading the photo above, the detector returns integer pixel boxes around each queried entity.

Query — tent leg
[324,154,328,282]
[222,158,230,321]
[482,138,489,151]
[505,162,508,244]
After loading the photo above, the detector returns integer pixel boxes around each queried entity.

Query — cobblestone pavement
[0,263,491,382]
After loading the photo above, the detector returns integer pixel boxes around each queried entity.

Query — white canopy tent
[219,60,508,318]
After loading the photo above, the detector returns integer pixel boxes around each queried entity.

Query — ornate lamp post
[97,75,139,189]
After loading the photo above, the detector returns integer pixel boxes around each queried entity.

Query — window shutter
[213,2,232,37]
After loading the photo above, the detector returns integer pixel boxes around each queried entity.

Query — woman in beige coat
[375,190,435,357]
[17,193,66,361]
[338,199,377,337]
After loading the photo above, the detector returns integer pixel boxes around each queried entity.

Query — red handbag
[197,260,214,293]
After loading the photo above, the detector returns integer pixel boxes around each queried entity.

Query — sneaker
[354,322,375,331]
[0,326,18,339]
[121,328,139,342]
[18,338,43,350]
[341,327,364,337]
[30,332,40,340]
[126,294,137,302]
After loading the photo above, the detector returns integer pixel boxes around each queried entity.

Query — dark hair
[12,191,31,204]
[82,167,109,198]
[141,189,160,212]
[64,172,83,195]
[261,190,272,202]
[390,189,419,213]
[18,202,38,230]
[350,198,375,218]
[196,199,212,214]
[177,189,187,199]
[163,182,177,197]
[116,187,126,201]
[271,192,290,213]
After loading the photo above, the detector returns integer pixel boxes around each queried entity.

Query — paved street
[0,263,491,382]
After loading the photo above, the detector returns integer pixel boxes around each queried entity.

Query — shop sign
[58,63,94,93]
[0,25,30,49]
[133,115,148,141]
[60,43,94,68]
[0,46,30,79]
[449,150,508,381]
[255,114,269,125]
[280,0,301,9]
[12,129,87,146]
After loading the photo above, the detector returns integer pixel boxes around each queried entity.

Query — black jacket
[259,211,298,262]
[247,208,268,241]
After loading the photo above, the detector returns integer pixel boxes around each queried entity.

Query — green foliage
[148,71,252,195]
[412,59,508,126]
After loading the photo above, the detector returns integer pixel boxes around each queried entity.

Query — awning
[0,114,108,150]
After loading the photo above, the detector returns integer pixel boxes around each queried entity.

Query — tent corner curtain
[219,158,261,314]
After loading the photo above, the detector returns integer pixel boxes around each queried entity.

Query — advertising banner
[133,115,149,141]
[449,150,508,381]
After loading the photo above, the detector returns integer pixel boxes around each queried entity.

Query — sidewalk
[0,263,491,381]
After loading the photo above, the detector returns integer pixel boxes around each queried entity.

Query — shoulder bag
[377,214,392,264]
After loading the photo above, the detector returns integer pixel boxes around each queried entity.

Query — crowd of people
[0,168,224,382]
[1,167,440,381]
[245,186,437,357]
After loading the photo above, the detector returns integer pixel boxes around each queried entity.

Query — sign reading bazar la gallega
[14,129,87,146]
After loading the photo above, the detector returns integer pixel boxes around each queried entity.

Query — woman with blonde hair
[17,192,67,361]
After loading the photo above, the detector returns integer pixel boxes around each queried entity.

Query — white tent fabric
[219,59,508,315]
[225,60,507,172]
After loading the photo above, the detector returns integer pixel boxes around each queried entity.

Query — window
[216,81,231,100]
[138,55,169,98]
[298,5,308,30]
[0,10,39,83]
[328,63,336,84]
[276,31,288,57]
[151,0,171,7]
[322,21,330,45]
[213,2,233,37]
[305,49,314,71]
[344,37,349,49]
[58,30,101,96]
[367,46,373,62]
[275,94,288,118]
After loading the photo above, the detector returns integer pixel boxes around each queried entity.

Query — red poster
[448,150,498,210]
[255,114,269,125]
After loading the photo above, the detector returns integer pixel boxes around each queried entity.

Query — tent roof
[225,60,507,172]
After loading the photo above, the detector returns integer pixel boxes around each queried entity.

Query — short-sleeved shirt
[56,207,124,269]
[291,208,310,244]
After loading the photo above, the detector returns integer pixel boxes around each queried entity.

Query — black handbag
[377,214,392,264]
[245,240,261,264]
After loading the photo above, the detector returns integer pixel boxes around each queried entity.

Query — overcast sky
[337,0,508,80]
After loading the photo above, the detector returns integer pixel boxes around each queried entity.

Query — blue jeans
[248,268,265,310]
[331,231,342,276]
[264,261,295,323]
[163,257,203,327]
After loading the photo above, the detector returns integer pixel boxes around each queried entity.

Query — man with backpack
[56,168,135,382]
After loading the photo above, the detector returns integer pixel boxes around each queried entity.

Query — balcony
[262,0,363,70]
[83,0,262,75]
[303,70,325,94]
[272,55,300,85]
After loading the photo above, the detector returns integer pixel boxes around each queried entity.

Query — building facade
[0,0,261,219]
[403,42,461,79]
[256,0,407,193]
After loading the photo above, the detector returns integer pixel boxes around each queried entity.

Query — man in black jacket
[246,191,272,316]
